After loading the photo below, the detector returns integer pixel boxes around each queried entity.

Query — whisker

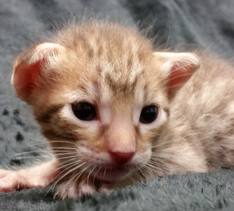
[151,142,170,149]
[53,163,87,194]
[70,164,92,189]
[52,151,77,155]
[51,147,77,150]
[55,161,87,185]
[45,161,82,197]
[136,166,148,180]
[85,164,97,187]
[52,147,77,151]
[53,152,78,157]
[11,156,49,160]
[146,159,169,175]
[128,167,144,184]
[63,166,87,192]
[46,160,86,196]
[49,139,77,143]
[93,165,102,187]
[14,149,49,155]
[57,159,82,170]
[53,161,81,178]
[103,167,107,180]
[79,165,93,186]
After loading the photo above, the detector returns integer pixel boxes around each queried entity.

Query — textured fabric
[1,0,234,210]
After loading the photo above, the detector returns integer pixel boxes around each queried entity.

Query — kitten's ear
[154,52,200,99]
[12,43,65,103]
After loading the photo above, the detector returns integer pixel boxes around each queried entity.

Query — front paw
[0,169,49,192]
[0,169,28,192]
[55,182,96,199]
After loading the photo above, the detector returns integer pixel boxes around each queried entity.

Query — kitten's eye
[140,105,158,124]
[72,102,96,121]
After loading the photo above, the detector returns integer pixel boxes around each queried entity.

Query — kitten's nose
[109,151,134,164]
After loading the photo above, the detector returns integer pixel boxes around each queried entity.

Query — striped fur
[3,21,234,199]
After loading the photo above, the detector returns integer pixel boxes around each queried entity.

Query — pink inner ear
[167,64,195,99]
[13,60,42,101]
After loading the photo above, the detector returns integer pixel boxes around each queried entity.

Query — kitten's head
[12,22,199,182]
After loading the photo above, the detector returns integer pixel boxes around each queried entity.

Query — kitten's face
[12,22,199,182]
[32,42,169,182]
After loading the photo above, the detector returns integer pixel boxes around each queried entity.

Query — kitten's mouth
[89,165,135,182]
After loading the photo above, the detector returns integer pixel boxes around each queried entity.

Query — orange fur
[0,21,226,199]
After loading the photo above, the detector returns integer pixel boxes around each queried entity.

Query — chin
[91,165,134,182]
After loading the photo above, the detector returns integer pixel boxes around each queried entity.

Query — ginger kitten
[0,21,233,199]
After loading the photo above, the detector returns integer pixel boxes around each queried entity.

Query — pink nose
[109,151,134,164]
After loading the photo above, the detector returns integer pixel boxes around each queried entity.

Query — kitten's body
[154,52,234,174]
[1,21,234,198]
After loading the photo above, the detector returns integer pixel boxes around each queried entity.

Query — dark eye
[72,102,96,121]
[140,105,158,124]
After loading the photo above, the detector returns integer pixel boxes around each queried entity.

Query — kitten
[0,21,233,199]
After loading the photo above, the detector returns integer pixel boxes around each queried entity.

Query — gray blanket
[1,0,234,210]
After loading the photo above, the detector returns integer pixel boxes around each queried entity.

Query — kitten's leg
[0,160,115,198]
[0,159,97,198]
[0,159,59,192]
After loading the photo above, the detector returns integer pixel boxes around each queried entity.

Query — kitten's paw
[0,169,48,192]
[55,182,96,199]
[0,169,28,192]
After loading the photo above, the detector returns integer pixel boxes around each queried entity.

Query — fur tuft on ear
[154,52,200,99]
[12,43,65,104]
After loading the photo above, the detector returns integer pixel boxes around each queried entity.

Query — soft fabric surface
[1,0,234,210]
